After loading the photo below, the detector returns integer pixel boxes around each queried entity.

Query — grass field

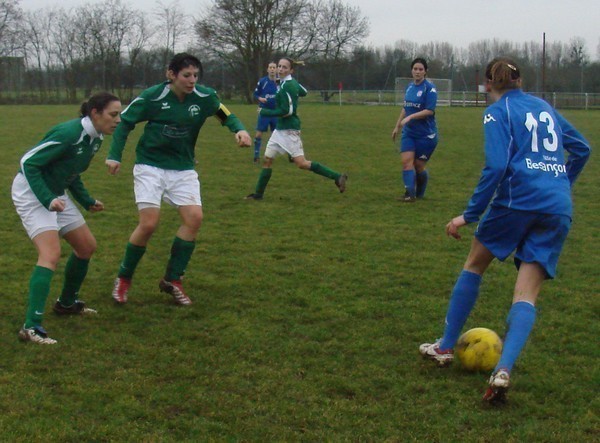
[0,104,598,441]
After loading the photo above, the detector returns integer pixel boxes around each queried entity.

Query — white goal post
[394,77,452,106]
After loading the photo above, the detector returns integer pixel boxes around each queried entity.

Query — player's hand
[49,198,66,212]
[236,130,252,147]
[258,97,267,104]
[400,116,411,127]
[89,200,104,213]
[105,159,121,175]
[446,215,466,240]
[391,127,399,142]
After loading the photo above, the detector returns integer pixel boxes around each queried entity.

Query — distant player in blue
[253,62,279,163]
[419,57,591,403]
[392,58,438,202]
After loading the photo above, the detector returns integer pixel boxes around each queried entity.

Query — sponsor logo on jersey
[161,102,171,110]
[525,158,566,177]
[483,114,496,124]
[188,105,201,117]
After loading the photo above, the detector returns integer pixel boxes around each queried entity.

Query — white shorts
[133,164,202,209]
[11,173,86,239]
[264,129,304,159]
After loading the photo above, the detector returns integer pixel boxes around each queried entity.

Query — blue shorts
[256,115,277,133]
[400,133,438,161]
[475,206,571,279]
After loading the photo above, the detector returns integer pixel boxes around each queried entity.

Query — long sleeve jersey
[464,89,591,223]
[19,117,102,210]
[260,75,308,131]
[108,82,246,170]
[253,75,278,109]
[402,79,438,138]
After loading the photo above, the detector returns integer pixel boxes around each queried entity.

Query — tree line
[1,0,598,104]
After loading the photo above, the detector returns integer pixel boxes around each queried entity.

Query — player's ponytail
[281,57,305,69]
[80,92,120,117]
[485,57,521,91]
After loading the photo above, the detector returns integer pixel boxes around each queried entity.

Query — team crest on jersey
[483,114,496,124]
[417,91,423,97]
[188,105,201,117]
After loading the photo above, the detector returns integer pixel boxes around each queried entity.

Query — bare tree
[195,0,368,101]
[154,0,189,67]
[0,0,23,56]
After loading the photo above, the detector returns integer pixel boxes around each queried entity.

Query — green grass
[0,104,598,441]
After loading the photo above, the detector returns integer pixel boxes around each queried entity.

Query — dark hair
[80,92,120,117]
[168,52,203,78]
[411,57,428,71]
[485,57,521,91]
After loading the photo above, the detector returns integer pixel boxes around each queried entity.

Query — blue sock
[253,138,261,159]
[402,170,416,197]
[439,270,482,350]
[416,170,429,198]
[495,301,536,373]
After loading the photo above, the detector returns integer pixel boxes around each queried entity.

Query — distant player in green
[12,92,122,344]
[245,57,347,200]
[107,53,251,305]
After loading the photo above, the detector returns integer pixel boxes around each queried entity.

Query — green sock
[25,266,54,328]
[59,253,89,306]
[165,237,196,281]
[255,168,272,195]
[310,161,341,180]
[118,242,146,279]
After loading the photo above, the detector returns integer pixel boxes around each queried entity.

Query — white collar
[81,116,103,140]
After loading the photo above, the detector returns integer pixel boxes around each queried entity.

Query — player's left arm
[67,175,97,211]
[214,104,251,147]
[555,111,592,185]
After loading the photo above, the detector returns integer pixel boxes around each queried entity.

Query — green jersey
[260,75,307,130]
[108,82,246,170]
[19,117,102,210]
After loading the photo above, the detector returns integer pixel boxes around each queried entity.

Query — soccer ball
[456,327,503,372]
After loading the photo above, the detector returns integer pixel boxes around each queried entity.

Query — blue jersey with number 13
[464,89,591,223]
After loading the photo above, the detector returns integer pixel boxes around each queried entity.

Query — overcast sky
[20,0,600,59]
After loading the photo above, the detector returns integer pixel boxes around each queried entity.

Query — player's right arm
[20,134,69,209]
[463,108,510,223]
[106,96,147,172]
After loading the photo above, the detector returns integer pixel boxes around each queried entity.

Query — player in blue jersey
[392,58,438,202]
[418,57,591,403]
[253,62,279,164]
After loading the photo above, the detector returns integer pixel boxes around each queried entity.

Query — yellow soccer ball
[456,327,503,372]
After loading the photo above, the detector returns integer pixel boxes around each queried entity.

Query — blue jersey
[402,79,437,138]
[253,75,278,109]
[464,89,591,223]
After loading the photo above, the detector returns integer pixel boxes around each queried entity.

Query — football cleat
[419,340,454,367]
[53,300,97,315]
[483,369,510,403]
[112,277,131,304]
[18,326,57,345]
[335,173,348,193]
[399,195,416,203]
[159,279,192,305]
[244,193,264,200]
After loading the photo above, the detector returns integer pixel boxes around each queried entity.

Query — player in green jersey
[12,92,122,344]
[106,53,251,305]
[245,57,348,200]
